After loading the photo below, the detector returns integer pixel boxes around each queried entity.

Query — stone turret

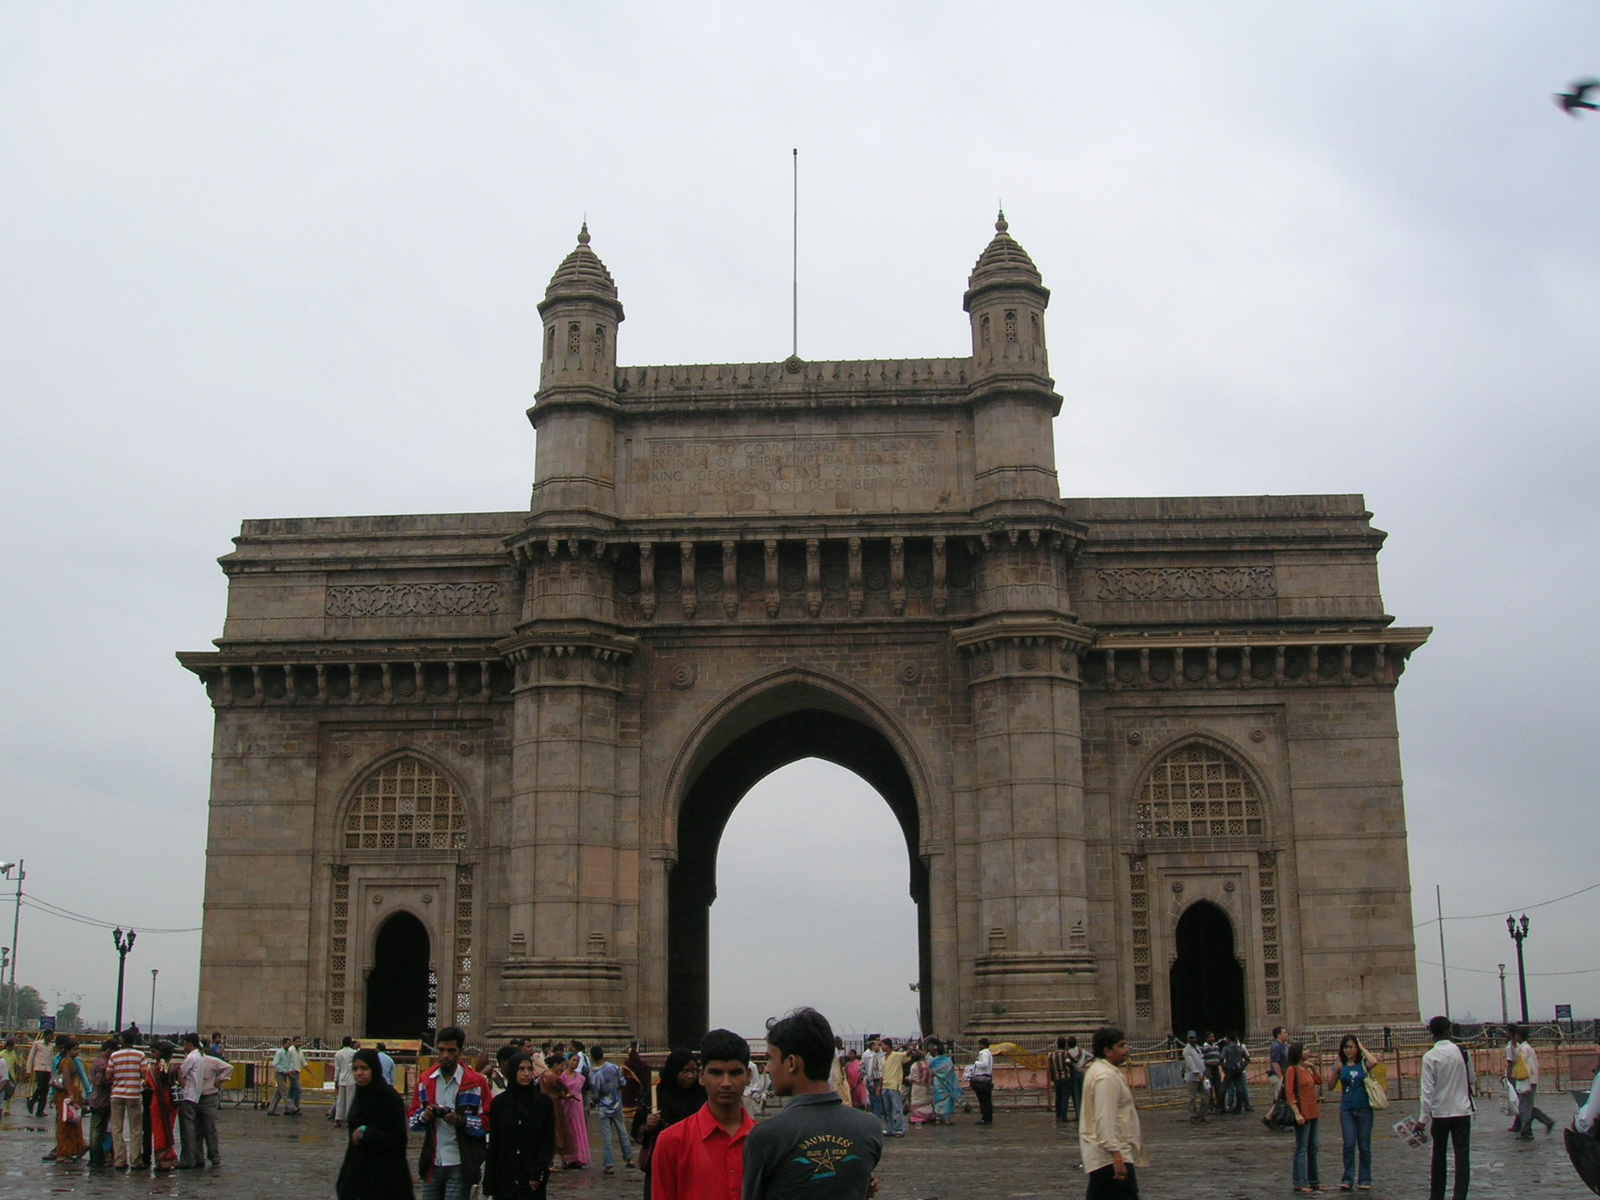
[964,210,1050,376]
[963,212,1062,510]
[529,224,623,517]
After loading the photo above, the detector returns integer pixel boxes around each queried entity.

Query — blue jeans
[1340,1105,1373,1186]
[1054,1078,1072,1120]
[421,1163,466,1200]
[1293,1117,1320,1188]
[868,1083,884,1121]
[883,1088,906,1136]
[1224,1070,1250,1112]
[599,1108,632,1167]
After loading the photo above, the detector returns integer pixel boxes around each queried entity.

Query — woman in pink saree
[558,1057,591,1168]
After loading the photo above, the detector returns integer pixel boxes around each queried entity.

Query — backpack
[1222,1043,1248,1072]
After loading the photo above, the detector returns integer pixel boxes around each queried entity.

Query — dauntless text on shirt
[741,1091,883,1200]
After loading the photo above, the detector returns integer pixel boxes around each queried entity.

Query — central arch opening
[1169,900,1246,1038]
[668,706,928,1045]
[366,911,431,1039]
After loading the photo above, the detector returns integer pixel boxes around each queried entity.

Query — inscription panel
[636,433,955,515]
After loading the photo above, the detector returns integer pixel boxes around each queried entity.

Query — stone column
[493,542,634,1040]
[959,537,1102,1037]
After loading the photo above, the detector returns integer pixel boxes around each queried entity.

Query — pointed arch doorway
[1169,900,1246,1037]
[367,911,432,1039]
[667,705,928,1046]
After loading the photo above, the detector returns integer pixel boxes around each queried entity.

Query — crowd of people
[0,1027,232,1171]
[6,1015,1600,1199]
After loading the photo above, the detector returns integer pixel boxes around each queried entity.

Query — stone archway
[667,706,928,1046]
[1169,900,1246,1038]
[367,911,432,1039]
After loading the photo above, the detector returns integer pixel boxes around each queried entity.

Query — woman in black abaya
[484,1051,557,1198]
[336,1047,414,1200]
[637,1048,705,1199]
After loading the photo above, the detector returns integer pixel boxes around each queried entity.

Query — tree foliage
[54,1002,83,1033]
[0,981,46,1024]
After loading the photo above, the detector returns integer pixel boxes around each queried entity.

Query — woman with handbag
[44,1038,90,1163]
[1283,1042,1324,1193]
[1331,1036,1378,1192]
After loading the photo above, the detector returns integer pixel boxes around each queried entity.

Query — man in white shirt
[1419,1016,1475,1200]
[1181,1031,1207,1124]
[1506,1026,1554,1139]
[970,1038,995,1125]
[376,1043,397,1087]
[1080,1026,1146,1198]
[859,1038,884,1125]
[175,1032,233,1169]
[330,1036,358,1126]
[1575,1064,1600,1137]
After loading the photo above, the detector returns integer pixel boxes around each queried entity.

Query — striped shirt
[108,1047,147,1101]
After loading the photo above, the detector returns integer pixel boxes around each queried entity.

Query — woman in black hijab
[638,1048,705,1199]
[484,1051,556,1198]
[336,1047,414,1200]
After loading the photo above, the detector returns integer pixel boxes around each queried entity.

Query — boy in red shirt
[651,1029,754,1200]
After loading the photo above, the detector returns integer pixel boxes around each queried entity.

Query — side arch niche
[326,752,477,1038]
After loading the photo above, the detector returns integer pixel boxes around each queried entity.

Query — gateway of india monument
[180,215,1428,1046]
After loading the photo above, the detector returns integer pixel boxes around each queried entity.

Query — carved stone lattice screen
[344,757,468,850]
[330,866,350,1026]
[1129,855,1152,1021]
[454,867,474,1029]
[1259,851,1282,1016]
[1135,745,1262,840]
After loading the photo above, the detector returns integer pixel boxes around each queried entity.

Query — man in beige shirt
[1080,1027,1147,1198]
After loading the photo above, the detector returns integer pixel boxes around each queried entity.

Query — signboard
[1556,1004,1573,1028]
[38,1015,55,1032]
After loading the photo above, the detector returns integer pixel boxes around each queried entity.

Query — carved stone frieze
[327,583,501,617]
[1095,567,1275,602]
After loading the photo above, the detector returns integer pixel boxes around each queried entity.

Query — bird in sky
[1553,78,1599,117]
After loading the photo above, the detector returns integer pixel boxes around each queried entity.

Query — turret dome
[541,222,622,314]
[964,211,1048,310]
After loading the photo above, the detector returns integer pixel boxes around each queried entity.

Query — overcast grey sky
[2,3,1597,1034]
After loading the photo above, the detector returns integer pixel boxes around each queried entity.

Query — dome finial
[996,207,1008,234]
[577,221,590,247]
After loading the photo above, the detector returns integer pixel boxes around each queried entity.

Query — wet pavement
[0,1090,1588,1198]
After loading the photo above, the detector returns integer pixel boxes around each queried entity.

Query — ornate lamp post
[1506,914,1530,1025]
[111,927,137,1033]
[149,969,159,1036]
[1498,963,1508,1025]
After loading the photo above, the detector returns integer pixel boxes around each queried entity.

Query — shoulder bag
[1364,1062,1389,1110]
[1263,1066,1297,1131]
[1512,1047,1529,1082]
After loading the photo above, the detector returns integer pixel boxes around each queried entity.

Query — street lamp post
[1506,914,1530,1026]
[111,927,137,1033]
[0,861,22,1033]
[1498,963,1508,1025]
[149,969,159,1037]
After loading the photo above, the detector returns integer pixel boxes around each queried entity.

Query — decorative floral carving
[1018,650,1039,670]
[327,583,500,617]
[669,663,696,690]
[1094,567,1276,602]
[897,662,922,685]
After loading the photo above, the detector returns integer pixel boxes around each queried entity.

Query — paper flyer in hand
[1393,1116,1428,1149]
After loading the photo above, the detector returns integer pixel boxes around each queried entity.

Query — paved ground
[0,1091,1588,1198]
